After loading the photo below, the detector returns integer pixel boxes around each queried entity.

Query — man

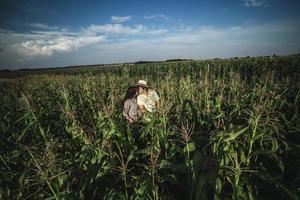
[136,80,160,113]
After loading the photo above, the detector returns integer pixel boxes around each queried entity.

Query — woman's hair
[124,86,137,102]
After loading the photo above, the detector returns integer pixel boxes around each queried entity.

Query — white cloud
[243,0,269,7]
[1,20,300,69]
[25,23,60,30]
[85,24,144,35]
[144,14,169,20]
[146,28,169,35]
[0,23,169,62]
[0,27,106,60]
[30,30,79,36]
[111,16,132,23]
[84,23,169,35]
[70,20,300,65]
[86,21,300,64]
[14,35,106,58]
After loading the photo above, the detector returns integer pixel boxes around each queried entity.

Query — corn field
[1,55,300,199]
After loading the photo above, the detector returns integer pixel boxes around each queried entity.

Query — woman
[123,86,142,123]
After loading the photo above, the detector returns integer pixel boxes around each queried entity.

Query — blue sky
[0,0,300,69]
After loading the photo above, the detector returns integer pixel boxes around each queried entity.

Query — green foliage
[0,55,300,199]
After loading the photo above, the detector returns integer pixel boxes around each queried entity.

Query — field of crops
[1,55,300,199]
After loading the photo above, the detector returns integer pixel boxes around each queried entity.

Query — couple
[123,80,160,123]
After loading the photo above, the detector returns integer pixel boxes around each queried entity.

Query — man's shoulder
[137,94,146,103]
[149,89,158,95]
[149,89,159,97]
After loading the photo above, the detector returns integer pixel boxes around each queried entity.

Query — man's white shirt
[137,89,159,113]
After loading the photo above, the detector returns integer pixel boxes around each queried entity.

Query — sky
[0,0,300,69]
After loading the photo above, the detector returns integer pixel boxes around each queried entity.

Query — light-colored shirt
[137,89,159,113]
[123,98,141,121]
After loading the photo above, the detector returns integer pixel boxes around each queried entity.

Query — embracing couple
[123,80,160,123]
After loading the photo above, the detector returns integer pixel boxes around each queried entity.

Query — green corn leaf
[183,142,196,153]
[224,127,249,142]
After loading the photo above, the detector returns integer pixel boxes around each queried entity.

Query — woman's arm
[123,101,131,120]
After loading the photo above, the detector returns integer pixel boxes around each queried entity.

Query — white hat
[136,80,148,87]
